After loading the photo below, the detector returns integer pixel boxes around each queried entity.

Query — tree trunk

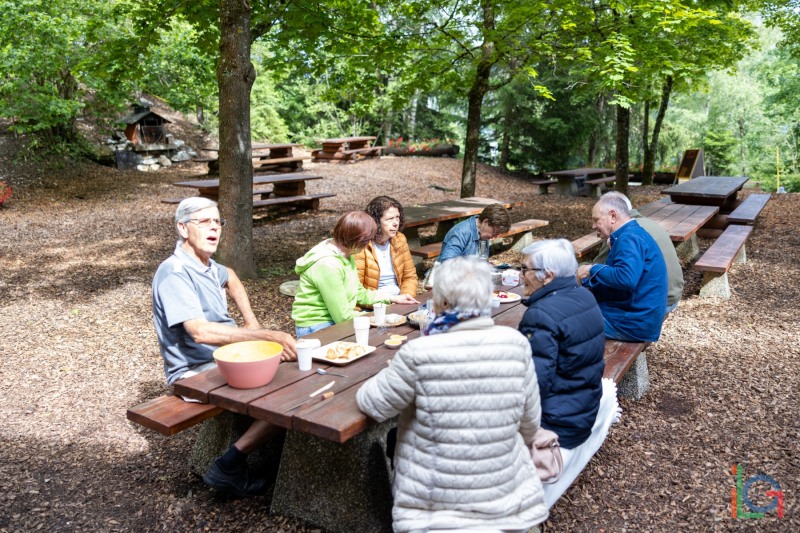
[614,105,630,196]
[642,99,650,176]
[408,90,419,141]
[642,76,672,186]
[498,95,513,170]
[461,2,495,198]
[216,0,258,278]
[588,94,605,166]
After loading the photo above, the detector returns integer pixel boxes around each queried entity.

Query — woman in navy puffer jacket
[518,238,606,449]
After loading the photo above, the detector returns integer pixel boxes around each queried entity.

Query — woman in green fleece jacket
[292,211,418,337]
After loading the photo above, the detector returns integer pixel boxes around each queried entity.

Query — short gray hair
[175,197,217,242]
[521,239,578,281]
[596,193,630,219]
[602,191,632,211]
[433,257,493,315]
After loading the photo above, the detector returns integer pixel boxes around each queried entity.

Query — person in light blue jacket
[438,203,510,262]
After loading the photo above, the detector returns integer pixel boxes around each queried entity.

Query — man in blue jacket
[577,194,668,342]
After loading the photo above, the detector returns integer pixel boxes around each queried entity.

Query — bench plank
[693,224,752,273]
[585,176,616,185]
[253,192,336,209]
[727,193,770,224]
[531,180,558,194]
[603,341,649,384]
[127,395,223,436]
[572,234,603,259]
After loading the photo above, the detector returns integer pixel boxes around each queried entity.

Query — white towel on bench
[542,378,621,508]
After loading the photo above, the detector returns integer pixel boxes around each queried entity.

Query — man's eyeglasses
[187,218,226,228]
[520,265,541,275]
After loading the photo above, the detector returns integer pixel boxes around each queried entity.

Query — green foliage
[703,130,738,174]
[250,66,290,143]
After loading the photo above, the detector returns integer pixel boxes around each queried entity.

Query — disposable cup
[373,303,387,326]
[296,338,321,371]
[353,316,371,346]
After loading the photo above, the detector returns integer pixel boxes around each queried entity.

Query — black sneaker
[202,458,267,498]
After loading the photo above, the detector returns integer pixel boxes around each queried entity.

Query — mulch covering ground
[1,148,797,531]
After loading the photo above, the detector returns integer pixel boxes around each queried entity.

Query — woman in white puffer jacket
[357,257,548,533]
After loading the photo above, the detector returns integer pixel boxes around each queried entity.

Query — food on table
[390,334,407,341]
[325,342,368,362]
[492,290,519,300]
[384,339,402,349]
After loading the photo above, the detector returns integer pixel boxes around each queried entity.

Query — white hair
[433,257,493,315]
[175,197,217,243]
[521,239,578,281]
[596,193,630,218]
[602,191,633,210]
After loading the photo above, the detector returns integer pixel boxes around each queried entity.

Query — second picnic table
[544,167,616,196]
[198,143,310,174]
[661,175,749,209]
[169,173,335,211]
[311,136,383,163]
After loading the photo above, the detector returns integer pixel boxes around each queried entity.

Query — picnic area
[1,130,797,530]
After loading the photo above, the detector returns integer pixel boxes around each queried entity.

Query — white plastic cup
[353,316,371,346]
[296,338,321,371]
[373,302,387,326]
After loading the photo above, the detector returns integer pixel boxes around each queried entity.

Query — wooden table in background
[311,136,382,163]
[198,143,309,174]
[661,175,749,209]
[544,167,615,196]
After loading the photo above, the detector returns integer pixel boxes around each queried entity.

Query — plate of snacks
[492,290,522,303]
[312,341,377,366]
[369,313,407,327]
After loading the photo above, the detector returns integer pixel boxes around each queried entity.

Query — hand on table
[390,294,420,305]
[269,331,297,361]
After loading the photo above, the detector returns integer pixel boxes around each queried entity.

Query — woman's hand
[390,294,420,305]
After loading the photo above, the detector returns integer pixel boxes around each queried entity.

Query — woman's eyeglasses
[187,218,226,228]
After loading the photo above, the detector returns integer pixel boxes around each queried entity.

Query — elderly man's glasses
[187,217,226,228]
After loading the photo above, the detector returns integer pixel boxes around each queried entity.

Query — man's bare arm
[184,319,297,361]
[225,267,260,329]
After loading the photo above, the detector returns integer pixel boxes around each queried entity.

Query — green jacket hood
[295,239,345,275]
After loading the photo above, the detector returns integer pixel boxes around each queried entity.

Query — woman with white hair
[518,238,615,508]
[357,257,548,533]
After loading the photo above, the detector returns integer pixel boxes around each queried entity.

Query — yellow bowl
[384,339,403,350]
[213,341,283,389]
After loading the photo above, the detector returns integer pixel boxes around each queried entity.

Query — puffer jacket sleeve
[356,344,417,422]
[519,345,541,446]
[353,245,376,290]
[392,233,419,296]
[519,306,560,399]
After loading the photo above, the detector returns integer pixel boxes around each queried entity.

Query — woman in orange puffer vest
[354,196,419,302]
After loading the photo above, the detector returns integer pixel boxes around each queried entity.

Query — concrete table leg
[675,235,700,261]
[270,419,396,533]
[618,353,650,400]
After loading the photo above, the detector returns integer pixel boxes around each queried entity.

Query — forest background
[1,1,799,232]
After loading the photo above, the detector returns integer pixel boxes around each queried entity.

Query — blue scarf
[424,309,484,336]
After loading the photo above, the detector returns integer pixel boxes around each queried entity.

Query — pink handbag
[530,428,564,483]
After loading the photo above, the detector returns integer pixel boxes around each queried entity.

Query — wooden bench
[585,176,616,198]
[312,146,384,163]
[253,192,336,211]
[127,395,223,436]
[572,233,603,259]
[409,219,549,259]
[693,224,753,299]
[727,193,770,225]
[252,155,309,171]
[531,179,558,195]
[603,340,650,399]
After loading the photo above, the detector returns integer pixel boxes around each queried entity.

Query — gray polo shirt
[152,242,235,385]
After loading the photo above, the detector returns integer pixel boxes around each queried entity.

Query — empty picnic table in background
[311,136,384,163]
[163,173,335,212]
[194,143,310,174]
[661,175,749,209]
[543,167,616,196]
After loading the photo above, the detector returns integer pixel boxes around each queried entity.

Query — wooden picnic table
[402,196,524,248]
[173,173,323,201]
[544,167,615,196]
[196,143,308,174]
[661,175,749,209]
[312,136,383,163]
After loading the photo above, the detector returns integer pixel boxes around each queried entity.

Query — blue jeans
[602,316,642,342]
[295,321,334,338]
[665,301,679,315]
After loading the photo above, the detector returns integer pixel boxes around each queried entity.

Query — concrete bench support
[698,245,747,299]
[271,419,395,533]
[618,353,650,400]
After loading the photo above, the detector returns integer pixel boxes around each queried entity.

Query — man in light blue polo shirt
[152,197,296,498]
